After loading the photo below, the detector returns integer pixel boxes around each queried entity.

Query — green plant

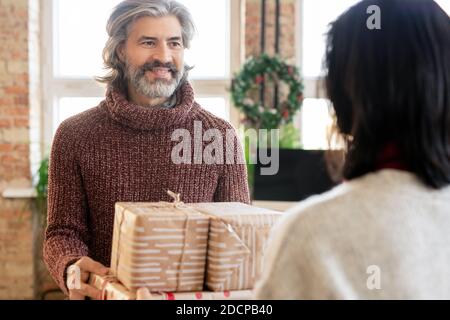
[35,157,49,222]
[244,133,256,198]
[232,54,304,194]
[279,123,302,149]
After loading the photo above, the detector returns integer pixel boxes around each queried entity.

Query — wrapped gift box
[90,274,253,300]
[89,273,135,300]
[110,200,210,292]
[146,290,253,300]
[190,202,282,291]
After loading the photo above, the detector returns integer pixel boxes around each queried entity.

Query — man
[44,0,250,300]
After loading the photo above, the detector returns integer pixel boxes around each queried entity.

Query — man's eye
[143,41,155,47]
[170,42,182,48]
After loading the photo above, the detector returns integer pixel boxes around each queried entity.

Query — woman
[255,0,450,299]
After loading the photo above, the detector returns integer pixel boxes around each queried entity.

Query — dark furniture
[253,149,341,202]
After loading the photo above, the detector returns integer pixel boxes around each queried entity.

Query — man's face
[121,15,185,99]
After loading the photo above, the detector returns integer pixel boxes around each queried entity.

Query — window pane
[181,0,230,79]
[54,0,121,78]
[196,97,229,121]
[436,0,450,14]
[56,97,103,131]
[54,0,230,79]
[301,98,333,150]
[302,0,359,78]
[302,0,450,78]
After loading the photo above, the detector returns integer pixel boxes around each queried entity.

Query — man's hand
[66,256,109,300]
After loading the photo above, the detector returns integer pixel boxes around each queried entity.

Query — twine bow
[165,190,186,209]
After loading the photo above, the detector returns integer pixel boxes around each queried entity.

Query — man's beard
[125,60,185,99]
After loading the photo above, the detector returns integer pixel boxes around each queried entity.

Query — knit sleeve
[43,121,90,296]
[213,125,251,204]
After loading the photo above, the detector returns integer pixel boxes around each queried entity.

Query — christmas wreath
[231,53,304,129]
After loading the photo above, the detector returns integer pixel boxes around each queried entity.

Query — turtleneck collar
[101,81,197,131]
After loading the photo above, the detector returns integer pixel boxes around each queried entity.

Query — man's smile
[147,67,173,80]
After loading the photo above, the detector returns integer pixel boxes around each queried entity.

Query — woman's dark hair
[325,0,450,189]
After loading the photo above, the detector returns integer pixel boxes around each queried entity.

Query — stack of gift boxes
[89,193,282,300]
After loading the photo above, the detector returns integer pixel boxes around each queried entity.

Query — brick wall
[0,0,34,299]
[245,0,296,61]
[244,0,297,116]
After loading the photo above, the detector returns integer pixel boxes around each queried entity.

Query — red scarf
[375,142,409,171]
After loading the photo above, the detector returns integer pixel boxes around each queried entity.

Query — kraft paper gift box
[89,273,135,300]
[190,202,282,292]
[110,198,210,292]
[90,274,253,300]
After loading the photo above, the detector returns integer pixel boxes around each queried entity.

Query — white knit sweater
[254,169,450,299]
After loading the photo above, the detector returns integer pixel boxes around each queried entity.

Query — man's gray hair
[97,0,196,92]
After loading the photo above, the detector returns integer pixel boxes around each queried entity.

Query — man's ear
[117,43,126,63]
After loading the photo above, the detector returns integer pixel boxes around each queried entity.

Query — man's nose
[152,44,172,64]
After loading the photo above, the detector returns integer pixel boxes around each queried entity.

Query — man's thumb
[79,257,110,275]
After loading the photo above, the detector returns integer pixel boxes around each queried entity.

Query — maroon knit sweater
[43,82,250,295]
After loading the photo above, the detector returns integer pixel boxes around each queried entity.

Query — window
[296,0,358,150]
[296,0,450,150]
[436,0,450,14]
[42,0,243,151]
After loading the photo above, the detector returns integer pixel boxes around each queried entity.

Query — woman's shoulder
[276,169,447,237]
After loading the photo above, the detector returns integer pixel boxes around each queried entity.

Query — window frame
[295,0,339,150]
[296,0,328,101]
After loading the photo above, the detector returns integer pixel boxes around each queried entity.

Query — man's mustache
[139,61,178,74]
